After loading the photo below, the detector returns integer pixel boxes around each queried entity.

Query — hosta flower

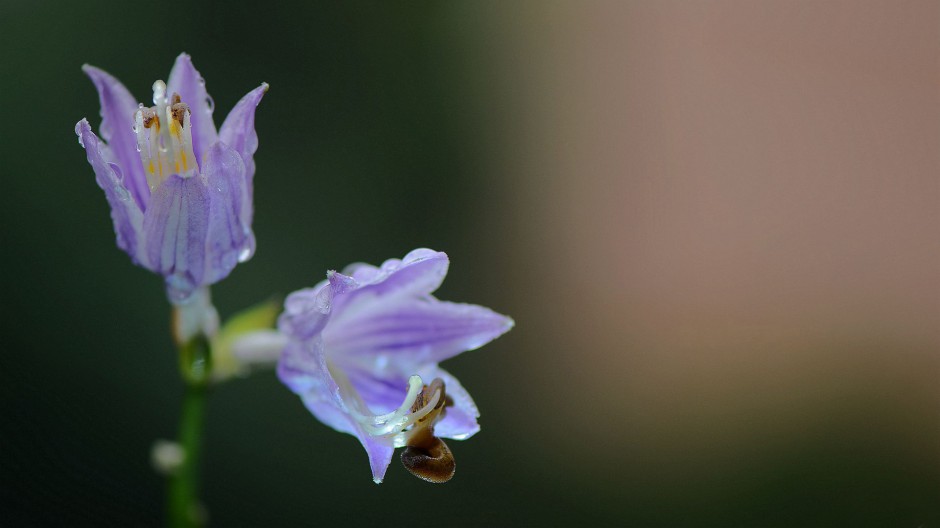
[277,249,513,483]
[75,53,266,302]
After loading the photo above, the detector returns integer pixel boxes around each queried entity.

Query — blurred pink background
[459,0,939,493]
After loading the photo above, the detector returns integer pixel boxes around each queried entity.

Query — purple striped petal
[278,339,355,435]
[344,367,410,415]
[326,297,514,365]
[331,249,449,315]
[82,65,149,211]
[142,174,210,302]
[75,119,145,263]
[202,141,254,281]
[167,53,218,165]
[277,336,395,483]
[220,84,267,194]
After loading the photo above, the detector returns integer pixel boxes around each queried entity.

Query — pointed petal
[327,296,514,365]
[166,53,218,164]
[75,119,145,264]
[201,141,254,282]
[279,280,334,341]
[331,249,450,315]
[219,83,267,188]
[417,366,481,441]
[142,174,211,302]
[278,337,395,483]
[82,65,149,210]
[362,438,394,483]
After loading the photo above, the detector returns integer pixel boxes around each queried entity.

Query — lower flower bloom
[276,249,514,483]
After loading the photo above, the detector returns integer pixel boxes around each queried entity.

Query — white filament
[330,366,443,446]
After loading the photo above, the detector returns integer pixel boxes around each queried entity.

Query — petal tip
[81,63,111,83]
[327,271,356,295]
[75,118,90,135]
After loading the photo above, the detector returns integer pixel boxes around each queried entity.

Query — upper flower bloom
[277,249,514,483]
[75,53,267,302]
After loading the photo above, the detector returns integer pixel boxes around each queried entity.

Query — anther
[170,102,189,127]
[401,437,455,483]
[139,107,157,129]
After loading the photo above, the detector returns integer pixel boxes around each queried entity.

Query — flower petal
[279,279,334,341]
[166,53,218,165]
[277,337,395,483]
[219,83,267,189]
[327,296,514,366]
[75,119,145,264]
[201,141,254,280]
[142,174,211,302]
[362,438,395,484]
[82,65,149,211]
[343,367,411,415]
[278,338,356,434]
[331,249,450,316]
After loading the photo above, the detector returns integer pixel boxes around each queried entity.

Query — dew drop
[108,162,124,182]
[205,94,215,113]
[114,186,131,202]
[237,246,252,262]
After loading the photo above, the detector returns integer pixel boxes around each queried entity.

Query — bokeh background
[2,1,938,526]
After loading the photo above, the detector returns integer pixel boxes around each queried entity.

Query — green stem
[168,382,208,528]
[168,333,212,528]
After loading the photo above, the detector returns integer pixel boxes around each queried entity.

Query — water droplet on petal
[114,186,130,202]
[237,246,252,262]
[205,95,215,113]
[108,162,124,182]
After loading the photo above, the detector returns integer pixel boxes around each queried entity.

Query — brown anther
[401,437,455,484]
[140,107,158,129]
[171,92,182,105]
[410,378,446,415]
[170,102,190,127]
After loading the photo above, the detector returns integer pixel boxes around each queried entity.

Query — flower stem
[168,333,213,528]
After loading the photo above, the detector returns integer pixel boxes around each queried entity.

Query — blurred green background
[2,1,938,526]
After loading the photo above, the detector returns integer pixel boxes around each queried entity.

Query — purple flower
[75,53,266,302]
[277,249,513,483]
